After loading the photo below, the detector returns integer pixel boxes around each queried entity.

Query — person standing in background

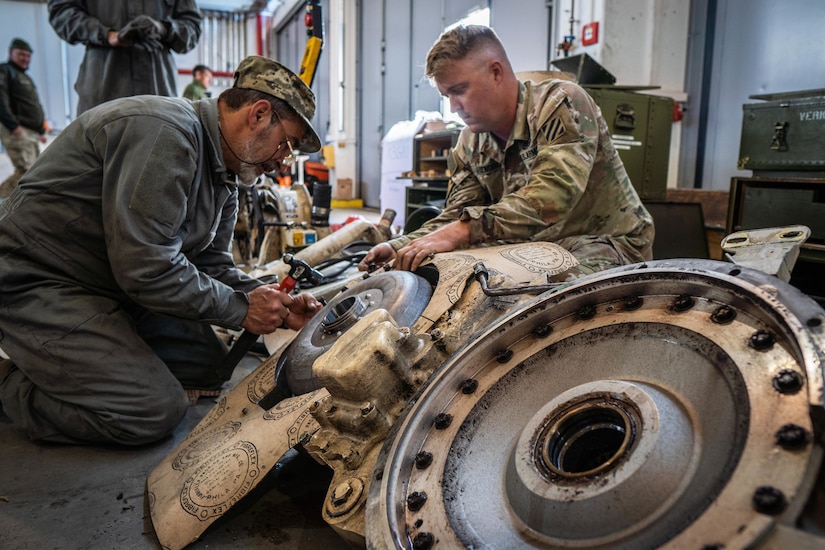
[183,64,213,101]
[0,38,47,200]
[47,0,202,115]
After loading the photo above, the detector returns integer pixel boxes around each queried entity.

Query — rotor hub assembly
[366,259,825,549]
[280,270,432,395]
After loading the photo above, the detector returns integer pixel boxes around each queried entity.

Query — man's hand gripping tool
[216,254,324,381]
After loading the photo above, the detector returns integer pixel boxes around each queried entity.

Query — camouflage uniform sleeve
[388,133,492,250]
[462,83,598,245]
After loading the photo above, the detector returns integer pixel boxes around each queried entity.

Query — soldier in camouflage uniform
[0,56,322,445]
[360,25,653,275]
[0,38,47,199]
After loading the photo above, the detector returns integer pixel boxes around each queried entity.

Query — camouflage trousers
[0,125,41,199]
[554,233,653,281]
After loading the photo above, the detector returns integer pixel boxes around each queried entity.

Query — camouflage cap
[233,56,322,153]
[9,38,33,53]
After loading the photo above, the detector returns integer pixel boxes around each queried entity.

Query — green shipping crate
[738,89,825,177]
[585,86,674,201]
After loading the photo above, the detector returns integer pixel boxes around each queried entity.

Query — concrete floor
[0,147,382,548]
[0,354,352,549]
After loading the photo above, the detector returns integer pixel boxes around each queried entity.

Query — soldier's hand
[394,221,470,272]
[358,242,396,271]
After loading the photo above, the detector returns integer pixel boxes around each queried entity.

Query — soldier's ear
[249,100,271,127]
[489,60,504,82]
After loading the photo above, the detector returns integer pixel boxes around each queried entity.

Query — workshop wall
[3,0,825,203]
[357,0,551,208]
[271,4,330,167]
[688,0,825,191]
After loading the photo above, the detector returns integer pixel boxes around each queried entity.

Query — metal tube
[251,219,383,282]
[473,262,565,296]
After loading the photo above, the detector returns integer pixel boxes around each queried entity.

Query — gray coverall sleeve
[47,0,202,54]
[96,117,251,329]
[47,0,111,46]
[162,0,203,54]
[191,194,264,294]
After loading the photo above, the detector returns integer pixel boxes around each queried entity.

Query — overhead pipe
[257,12,264,55]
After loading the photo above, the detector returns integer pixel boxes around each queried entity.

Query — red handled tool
[215,254,324,381]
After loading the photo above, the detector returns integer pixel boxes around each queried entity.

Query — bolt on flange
[711,305,736,324]
[433,413,452,430]
[671,294,695,312]
[772,369,803,394]
[414,451,433,470]
[749,329,775,350]
[407,491,427,511]
[623,295,643,311]
[460,378,478,394]
[775,423,810,450]
[752,486,787,515]
[412,532,434,550]
[324,477,364,518]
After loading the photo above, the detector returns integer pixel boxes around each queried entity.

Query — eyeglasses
[277,137,296,166]
[273,111,297,167]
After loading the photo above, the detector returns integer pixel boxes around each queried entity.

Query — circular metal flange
[281,271,432,395]
[366,259,825,549]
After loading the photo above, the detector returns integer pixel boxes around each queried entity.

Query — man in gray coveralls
[47,0,202,115]
[0,56,321,445]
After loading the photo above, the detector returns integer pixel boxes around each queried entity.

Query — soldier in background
[47,0,202,115]
[360,25,653,274]
[0,38,47,199]
[183,64,213,101]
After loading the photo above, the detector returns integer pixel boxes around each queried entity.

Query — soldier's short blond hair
[425,25,510,81]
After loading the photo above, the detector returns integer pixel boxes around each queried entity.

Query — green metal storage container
[585,86,674,201]
[738,89,825,176]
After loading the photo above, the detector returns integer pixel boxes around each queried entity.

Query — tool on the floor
[215,254,325,382]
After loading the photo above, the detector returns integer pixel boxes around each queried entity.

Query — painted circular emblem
[246,354,279,403]
[180,440,260,521]
[263,389,322,421]
[190,396,227,437]
[501,244,577,274]
[172,420,242,471]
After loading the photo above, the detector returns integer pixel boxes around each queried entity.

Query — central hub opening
[321,295,367,335]
[536,395,637,479]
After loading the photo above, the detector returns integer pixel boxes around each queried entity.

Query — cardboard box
[380,120,419,228]
[335,178,354,199]
[419,120,448,134]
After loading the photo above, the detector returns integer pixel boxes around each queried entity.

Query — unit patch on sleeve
[543,115,566,144]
